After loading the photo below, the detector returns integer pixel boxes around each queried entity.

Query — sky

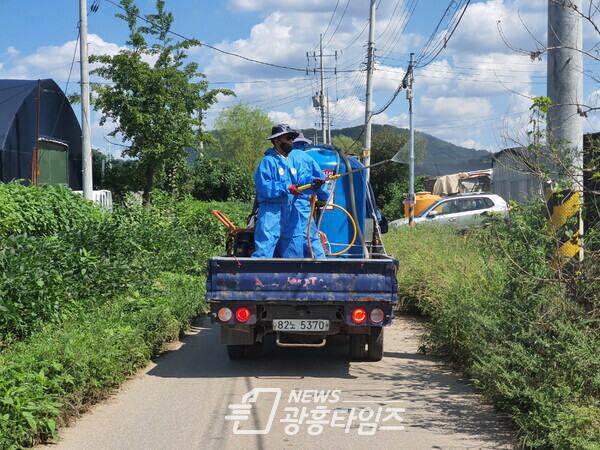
[1,0,599,156]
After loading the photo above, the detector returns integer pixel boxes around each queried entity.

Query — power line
[103,0,306,73]
[415,0,472,68]
[324,0,352,48]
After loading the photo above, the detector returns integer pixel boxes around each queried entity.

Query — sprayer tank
[305,146,367,258]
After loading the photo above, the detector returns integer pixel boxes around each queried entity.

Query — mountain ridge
[303,124,493,176]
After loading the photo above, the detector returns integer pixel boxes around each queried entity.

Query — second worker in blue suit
[289,130,329,258]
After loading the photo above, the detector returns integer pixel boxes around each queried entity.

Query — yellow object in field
[405,192,441,217]
[546,190,581,268]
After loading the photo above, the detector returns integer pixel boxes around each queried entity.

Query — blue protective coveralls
[252,147,305,258]
[288,147,330,258]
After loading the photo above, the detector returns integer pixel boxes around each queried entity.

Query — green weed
[0,273,207,449]
[384,214,600,448]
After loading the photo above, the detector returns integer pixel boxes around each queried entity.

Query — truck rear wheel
[227,344,246,360]
[349,335,366,360]
[367,327,384,361]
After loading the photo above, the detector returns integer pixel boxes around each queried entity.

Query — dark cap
[268,123,300,140]
[293,130,312,144]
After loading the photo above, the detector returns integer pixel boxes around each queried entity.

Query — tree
[189,158,254,202]
[368,127,426,220]
[90,0,232,204]
[331,135,359,154]
[213,104,273,172]
[92,150,144,204]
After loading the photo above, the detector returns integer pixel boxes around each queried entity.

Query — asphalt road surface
[42,316,515,449]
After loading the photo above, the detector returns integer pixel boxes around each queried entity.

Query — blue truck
[206,145,399,361]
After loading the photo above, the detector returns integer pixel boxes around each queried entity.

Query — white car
[390,193,509,229]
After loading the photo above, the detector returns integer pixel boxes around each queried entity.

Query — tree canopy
[331,135,359,154]
[89,0,232,203]
[213,104,274,173]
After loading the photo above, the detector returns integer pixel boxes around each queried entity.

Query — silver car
[390,193,509,229]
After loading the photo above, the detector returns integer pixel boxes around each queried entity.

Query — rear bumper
[210,301,395,329]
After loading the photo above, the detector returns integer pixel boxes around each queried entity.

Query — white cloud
[421,96,494,119]
[204,0,556,149]
[457,139,480,149]
[445,0,546,57]
[373,63,405,91]
[3,0,596,156]
[0,34,121,84]
[3,46,19,58]
[228,0,333,13]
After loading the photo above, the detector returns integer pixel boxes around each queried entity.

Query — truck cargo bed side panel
[206,257,398,303]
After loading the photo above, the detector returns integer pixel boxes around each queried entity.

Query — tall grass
[384,222,599,449]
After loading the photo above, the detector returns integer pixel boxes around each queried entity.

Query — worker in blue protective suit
[289,130,329,258]
[252,124,323,258]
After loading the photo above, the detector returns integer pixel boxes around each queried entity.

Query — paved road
[43,316,514,449]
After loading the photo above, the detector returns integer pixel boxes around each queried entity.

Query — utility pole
[363,0,376,180]
[326,88,331,144]
[309,37,338,145]
[79,0,93,200]
[406,53,415,226]
[320,34,327,145]
[547,0,583,261]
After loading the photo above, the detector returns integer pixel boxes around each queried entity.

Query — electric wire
[312,0,341,52]
[415,0,472,68]
[323,0,351,49]
[103,0,307,72]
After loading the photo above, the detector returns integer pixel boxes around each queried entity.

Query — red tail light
[351,308,367,324]
[235,307,251,322]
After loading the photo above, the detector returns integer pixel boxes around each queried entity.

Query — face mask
[280,142,293,155]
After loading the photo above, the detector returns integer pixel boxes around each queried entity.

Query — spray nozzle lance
[296,159,393,191]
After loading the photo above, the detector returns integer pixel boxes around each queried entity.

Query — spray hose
[307,196,357,258]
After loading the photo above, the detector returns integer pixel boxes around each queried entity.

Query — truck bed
[206,256,399,304]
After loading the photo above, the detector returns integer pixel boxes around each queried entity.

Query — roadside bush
[0,184,246,447]
[384,216,600,448]
[174,196,252,249]
[0,272,207,449]
[0,182,105,236]
[0,218,214,342]
[384,224,500,316]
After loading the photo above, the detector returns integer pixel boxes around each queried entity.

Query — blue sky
[1,0,598,155]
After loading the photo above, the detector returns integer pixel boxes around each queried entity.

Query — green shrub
[174,196,252,249]
[0,272,207,449]
[0,208,216,342]
[384,215,600,448]
[0,182,106,237]
[189,157,255,202]
[0,186,249,447]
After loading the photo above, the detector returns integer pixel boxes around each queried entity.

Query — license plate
[273,319,330,332]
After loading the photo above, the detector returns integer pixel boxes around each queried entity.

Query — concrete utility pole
[319,34,327,145]
[80,0,93,200]
[407,53,415,226]
[547,0,584,260]
[363,0,376,180]
[326,88,331,144]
